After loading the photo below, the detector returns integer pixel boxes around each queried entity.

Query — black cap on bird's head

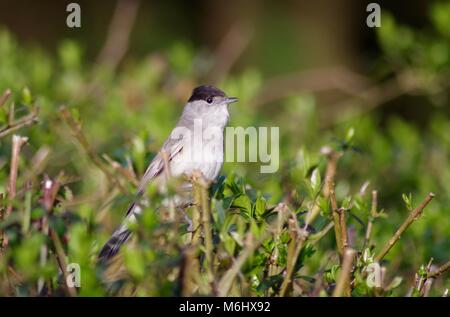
[188,85,238,104]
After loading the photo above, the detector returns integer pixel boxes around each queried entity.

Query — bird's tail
[98,227,132,265]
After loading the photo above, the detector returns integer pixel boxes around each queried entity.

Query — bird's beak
[225,97,239,104]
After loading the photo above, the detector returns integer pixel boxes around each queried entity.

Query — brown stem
[191,182,202,245]
[2,135,28,250]
[102,153,139,186]
[427,261,450,279]
[217,233,263,297]
[0,89,12,107]
[278,216,308,296]
[306,148,341,225]
[332,248,356,297]
[0,193,4,252]
[179,246,199,296]
[0,107,39,139]
[330,189,344,257]
[207,22,253,85]
[96,0,140,69]
[59,106,126,194]
[375,193,435,262]
[49,228,77,297]
[363,190,378,250]
[338,208,348,251]
[216,205,288,297]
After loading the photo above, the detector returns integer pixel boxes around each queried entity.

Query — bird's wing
[133,136,183,202]
[99,136,184,263]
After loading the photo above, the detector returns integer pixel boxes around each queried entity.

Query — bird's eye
[206,97,213,104]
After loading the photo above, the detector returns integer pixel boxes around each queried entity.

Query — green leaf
[232,194,252,218]
[254,196,267,217]
[402,193,413,210]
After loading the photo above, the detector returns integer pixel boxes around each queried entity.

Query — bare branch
[0,107,39,139]
[332,248,356,297]
[96,0,141,69]
[427,261,450,279]
[305,147,341,225]
[375,193,435,262]
[0,89,12,107]
[207,22,253,84]
[59,106,126,194]
[363,190,379,250]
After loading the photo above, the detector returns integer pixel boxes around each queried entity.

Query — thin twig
[427,261,450,279]
[375,193,435,262]
[179,246,199,296]
[2,135,28,250]
[0,89,12,107]
[330,189,344,257]
[251,67,372,108]
[363,190,379,250]
[0,194,4,252]
[0,107,39,139]
[102,153,139,186]
[96,0,140,70]
[217,233,265,297]
[216,204,289,297]
[207,22,253,84]
[332,248,356,297]
[306,148,341,225]
[49,228,77,297]
[59,106,126,194]
[338,208,348,251]
[197,175,214,283]
[278,216,308,296]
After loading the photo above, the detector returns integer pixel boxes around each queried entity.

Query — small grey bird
[98,85,238,264]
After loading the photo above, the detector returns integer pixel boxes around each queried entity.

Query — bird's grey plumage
[98,85,237,264]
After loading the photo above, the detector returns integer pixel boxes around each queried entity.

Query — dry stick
[268,208,285,278]
[2,135,28,250]
[8,102,15,124]
[40,174,77,296]
[330,189,344,257]
[59,106,126,194]
[278,217,308,297]
[0,89,12,107]
[363,190,379,250]
[338,208,348,251]
[38,175,61,294]
[427,261,450,279]
[332,248,356,297]
[102,153,139,186]
[0,194,4,251]
[306,148,341,226]
[216,205,289,297]
[0,107,39,139]
[375,193,435,262]
[309,222,334,244]
[180,246,199,296]
[191,183,202,245]
[325,71,450,129]
[207,22,253,85]
[96,0,140,69]
[49,229,76,297]
[251,67,372,108]
[197,177,214,283]
[217,232,267,297]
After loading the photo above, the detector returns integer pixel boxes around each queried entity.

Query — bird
[98,85,238,264]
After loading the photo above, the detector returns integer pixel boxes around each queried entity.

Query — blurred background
[0,0,448,295]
